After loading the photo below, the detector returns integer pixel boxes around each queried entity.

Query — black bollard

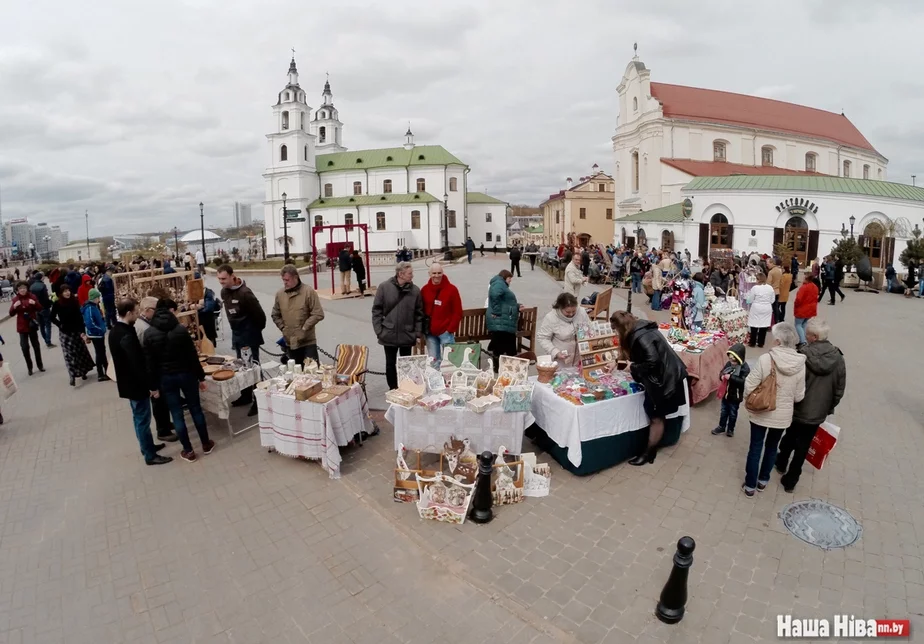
[656,536,696,624]
[470,451,494,524]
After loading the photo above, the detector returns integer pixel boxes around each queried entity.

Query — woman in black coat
[610,311,689,466]
[351,250,366,296]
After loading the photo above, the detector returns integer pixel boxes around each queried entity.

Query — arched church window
[319,126,326,143]
[376,212,386,231]
[280,145,287,161]
[353,181,362,195]
[411,210,420,229]
[383,179,393,194]
[761,146,773,167]
[863,164,870,180]
[709,213,731,249]
[713,141,726,162]
[344,213,354,228]
[282,111,289,130]
[416,178,426,192]
[300,113,305,130]
[324,183,333,197]
[633,97,638,111]
[449,177,458,192]
[843,160,851,177]
[285,92,290,101]
[304,145,308,161]
[805,152,817,172]
[320,111,326,119]
[314,215,323,228]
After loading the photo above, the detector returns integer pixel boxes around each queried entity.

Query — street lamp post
[442,193,452,261]
[172,227,180,258]
[281,192,290,264]
[199,202,206,265]
[849,214,856,240]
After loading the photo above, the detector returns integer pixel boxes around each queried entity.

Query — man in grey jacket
[775,317,846,492]
[372,262,423,390]
[135,296,178,443]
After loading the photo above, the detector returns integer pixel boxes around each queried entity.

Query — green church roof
[316,145,465,172]
[307,192,441,210]
[466,192,507,205]
[614,202,685,223]
[685,175,924,203]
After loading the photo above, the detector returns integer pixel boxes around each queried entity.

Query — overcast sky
[0,0,920,237]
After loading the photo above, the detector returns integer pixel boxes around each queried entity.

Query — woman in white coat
[746,271,775,348]
[536,292,590,367]
[563,254,586,299]
[741,322,805,496]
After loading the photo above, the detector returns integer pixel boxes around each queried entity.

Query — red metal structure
[311,223,371,294]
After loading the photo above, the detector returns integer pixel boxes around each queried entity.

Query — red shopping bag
[806,421,840,470]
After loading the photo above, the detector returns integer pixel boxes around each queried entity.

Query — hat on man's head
[88,288,101,301]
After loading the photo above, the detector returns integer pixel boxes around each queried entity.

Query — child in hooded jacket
[712,343,750,437]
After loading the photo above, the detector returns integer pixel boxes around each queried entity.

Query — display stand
[577,333,619,380]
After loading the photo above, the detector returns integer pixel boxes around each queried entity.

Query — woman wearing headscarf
[610,311,689,466]
[536,292,590,367]
[50,284,96,386]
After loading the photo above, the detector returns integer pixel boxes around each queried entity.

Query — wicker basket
[536,363,559,384]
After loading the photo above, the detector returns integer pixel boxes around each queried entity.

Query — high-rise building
[4,219,34,257]
[233,202,252,228]
[50,226,65,255]
[35,222,50,257]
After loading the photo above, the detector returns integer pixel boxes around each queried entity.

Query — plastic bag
[0,363,17,401]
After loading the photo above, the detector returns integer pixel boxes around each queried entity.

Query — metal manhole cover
[779,499,861,550]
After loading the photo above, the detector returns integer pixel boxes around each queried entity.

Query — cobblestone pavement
[0,263,921,643]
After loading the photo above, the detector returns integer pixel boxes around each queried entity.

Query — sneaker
[741,484,755,497]
[180,450,197,463]
[145,455,173,466]
[153,443,166,452]
[726,429,734,438]
[756,482,767,491]
[157,432,179,443]
[711,426,726,435]
[201,440,215,455]
[46,343,56,348]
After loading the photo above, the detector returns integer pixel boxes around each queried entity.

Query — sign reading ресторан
[777,615,910,638]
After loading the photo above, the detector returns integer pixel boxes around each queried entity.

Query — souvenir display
[502,384,533,412]
[438,343,482,370]
[416,474,475,524]
[492,355,529,397]
[491,448,524,505]
[417,393,452,411]
[536,358,559,384]
[450,386,476,408]
[442,436,477,483]
[472,370,495,397]
[549,369,641,406]
[396,355,428,391]
[385,389,421,409]
[424,367,446,394]
[521,453,551,498]
[394,444,439,503]
[705,298,748,344]
[665,328,726,354]
[294,381,323,401]
[576,322,619,379]
[466,395,500,414]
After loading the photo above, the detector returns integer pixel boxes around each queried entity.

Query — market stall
[526,370,690,476]
[660,326,731,405]
[198,364,262,438]
[256,383,372,479]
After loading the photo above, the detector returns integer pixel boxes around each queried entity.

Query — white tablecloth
[200,366,260,420]
[386,404,532,455]
[256,384,372,479]
[530,381,691,468]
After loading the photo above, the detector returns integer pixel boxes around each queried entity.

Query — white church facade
[263,58,507,257]
[611,54,921,270]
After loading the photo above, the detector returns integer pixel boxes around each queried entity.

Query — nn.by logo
[777,615,911,638]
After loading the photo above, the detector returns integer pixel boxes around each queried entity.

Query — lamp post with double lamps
[281,192,290,264]
[172,227,180,258]
[199,202,206,264]
[442,193,452,261]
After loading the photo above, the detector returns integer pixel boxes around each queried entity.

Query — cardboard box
[294,381,323,401]
[324,384,351,398]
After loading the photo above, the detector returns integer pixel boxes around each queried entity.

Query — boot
[231,389,253,407]
[247,399,258,417]
[628,446,657,466]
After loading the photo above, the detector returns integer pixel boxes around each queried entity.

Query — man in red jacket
[420,262,463,365]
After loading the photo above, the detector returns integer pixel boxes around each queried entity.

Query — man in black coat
[109,299,172,466]
[217,264,266,413]
[372,262,423,390]
[144,299,214,462]
[509,245,522,277]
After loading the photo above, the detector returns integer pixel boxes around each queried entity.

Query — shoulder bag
[745,356,777,413]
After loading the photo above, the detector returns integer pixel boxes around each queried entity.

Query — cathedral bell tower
[310,76,346,153]
[263,55,319,258]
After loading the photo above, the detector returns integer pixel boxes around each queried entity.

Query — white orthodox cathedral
[263,58,508,257]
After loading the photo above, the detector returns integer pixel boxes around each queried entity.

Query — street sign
[286,217,306,222]
[284,209,302,220]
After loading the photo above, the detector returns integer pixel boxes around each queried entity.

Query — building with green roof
[262,57,508,262]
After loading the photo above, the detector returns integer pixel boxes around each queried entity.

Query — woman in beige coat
[563,254,585,299]
[536,293,590,367]
[741,322,806,496]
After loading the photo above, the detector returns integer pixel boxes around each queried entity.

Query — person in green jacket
[486,270,522,373]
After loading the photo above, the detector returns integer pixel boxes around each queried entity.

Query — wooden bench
[414,307,538,357]
[581,287,612,322]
